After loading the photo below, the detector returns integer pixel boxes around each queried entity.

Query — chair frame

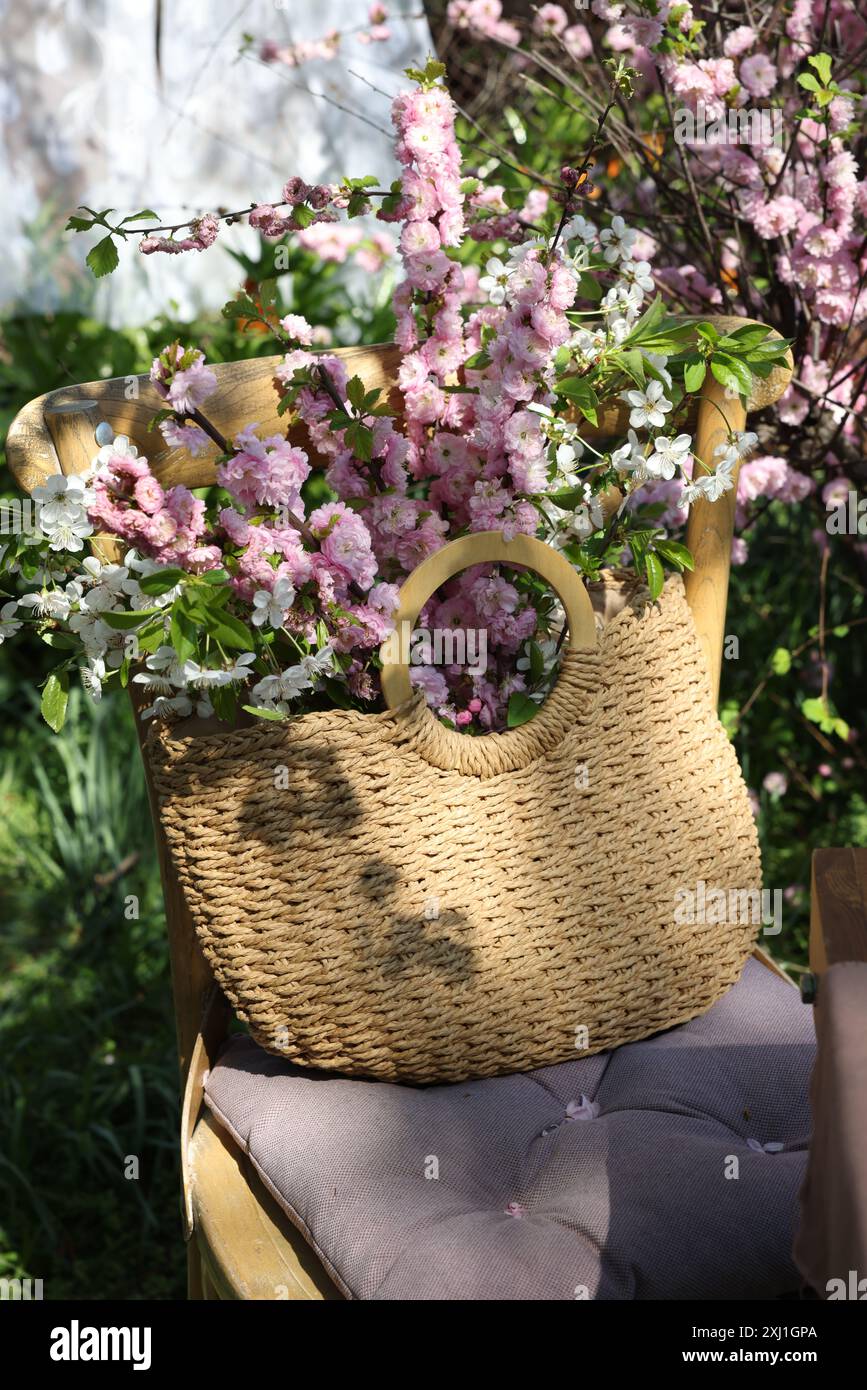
[12,315,844,1302]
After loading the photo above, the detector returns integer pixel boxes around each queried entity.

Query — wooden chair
[9,316,860,1299]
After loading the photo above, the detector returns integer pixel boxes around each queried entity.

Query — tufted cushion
[203,958,815,1300]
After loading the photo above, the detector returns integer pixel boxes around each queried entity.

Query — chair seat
[202,958,815,1300]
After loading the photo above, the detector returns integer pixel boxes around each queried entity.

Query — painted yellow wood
[380,531,598,708]
[190,1112,340,1300]
[682,377,747,705]
[6,344,403,492]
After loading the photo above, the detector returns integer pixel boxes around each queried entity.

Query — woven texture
[147,574,761,1083]
[204,959,814,1301]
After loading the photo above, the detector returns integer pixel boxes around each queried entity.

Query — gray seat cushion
[204,958,815,1300]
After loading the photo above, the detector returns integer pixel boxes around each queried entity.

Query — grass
[0,691,183,1300]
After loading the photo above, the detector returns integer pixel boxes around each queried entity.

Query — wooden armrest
[181,986,232,1240]
[810,848,867,973]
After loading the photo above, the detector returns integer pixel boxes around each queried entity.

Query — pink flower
[409,664,450,707]
[218,428,311,512]
[248,203,289,239]
[533,4,569,37]
[749,196,803,239]
[504,410,545,459]
[159,419,211,457]
[150,346,217,416]
[309,501,378,589]
[279,314,314,344]
[133,475,165,515]
[404,250,453,291]
[723,25,755,58]
[399,219,441,256]
[562,23,591,60]
[762,771,788,797]
[740,53,777,98]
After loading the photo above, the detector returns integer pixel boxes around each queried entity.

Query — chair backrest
[5,319,792,1110]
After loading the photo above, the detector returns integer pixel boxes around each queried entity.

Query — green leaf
[210,612,256,651]
[41,671,69,732]
[808,52,832,85]
[644,552,664,600]
[626,294,666,342]
[346,376,366,411]
[796,73,821,93]
[576,272,603,302]
[243,704,286,722]
[542,486,592,510]
[553,376,599,424]
[654,539,694,571]
[137,568,186,596]
[100,608,161,629]
[200,568,230,586]
[528,640,545,685]
[41,632,80,650]
[86,235,119,278]
[507,692,539,728]
[683,360,707,393]
[345,420,373,462]
[611,348,645,386]
[802,696,847,738]
[714,353,754,396]
[695,321,721,346]
[771,647,791,675]
[170,599,200,663]
[120,209,159,223]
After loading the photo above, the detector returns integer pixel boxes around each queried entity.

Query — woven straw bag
[146,533,761,1083]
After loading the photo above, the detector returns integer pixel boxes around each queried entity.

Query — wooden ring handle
[379,531,597,710]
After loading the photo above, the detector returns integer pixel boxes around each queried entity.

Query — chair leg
[187,1240,205,1300]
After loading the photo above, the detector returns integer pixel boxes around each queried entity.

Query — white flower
[642,352,673,389]
[716,430,757,462]
[732,430,758,456]
[80,657,106,702]
[516,638,558,677]
[140,693,194,721]
[713,444,740,470]
[566,1095,600,1121]
[132,645,186,690]
[600,215,638,264]
[478,256,511,305]
[41,507,93,553]
[623,379,672,429]
[92,434,139,474]
[602,282,644,317]
[570,328,604,364]
[622,259,654,293]
[682,457,736,504]
[250,577,296,629]
[0,600,21,643]
[506,238,545,266]
[183,653,257,688]
[17,589,72,621]
[563,214,597,245]
[645,433,692,480]
[298,645,335,681]
[611,429,645,476]
[250,663,318,707]
[555,441,582,472]
[220,652,257,684]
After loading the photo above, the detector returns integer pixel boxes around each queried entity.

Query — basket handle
[379,531,597,710]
